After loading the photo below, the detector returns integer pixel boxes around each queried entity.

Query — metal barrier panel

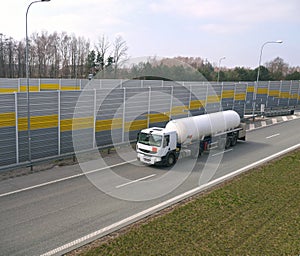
[1,78,300,169]
[40,78,60,91]
[289,80,299,107]
[60,79,81,91]
[100,79,123,89]
[187,82,206,116]
[267,81,281,108]
[0,94,17,165]
[96,89,124,146]
[148,87,173,128]
[255,81,268,111]
[279,81,290,107]
[206,83,222,113]
[233,83,247,117]
[0,78,19,93]
[61,90,94,153]
[124,87,149,141]
[245,82,254,112]
[20,78,40,92]
[17,91,58,161]
[221,82,235,111]
[142,80,163,88]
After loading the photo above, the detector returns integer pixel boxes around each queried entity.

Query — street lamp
[217,56,226,83]
[26,0,51,169]
[252,40,283,119]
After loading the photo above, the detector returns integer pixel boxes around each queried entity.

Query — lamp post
[217,56,226,83]
[26,0,51,169]
[252,40,283,120]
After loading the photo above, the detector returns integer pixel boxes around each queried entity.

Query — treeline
[0,31,299,81]
[0,32,128,79]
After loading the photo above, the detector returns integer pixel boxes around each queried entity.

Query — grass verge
[78,150,300,256]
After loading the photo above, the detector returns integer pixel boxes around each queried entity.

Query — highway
[0,118,299,256]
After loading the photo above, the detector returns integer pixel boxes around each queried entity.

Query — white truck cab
[136,127,177,165]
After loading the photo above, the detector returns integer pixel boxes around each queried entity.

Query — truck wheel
[225,136,231,149]
[166,153,176,167]
[231,134,238,146]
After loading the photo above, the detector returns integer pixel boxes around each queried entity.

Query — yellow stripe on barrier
[18,114,58,131]
[40,84,60,90]
[170,105,189,115]
[234,93,246,101]
[247,86,254,93]
[222,90,234,99]
[20,86,39,92]
[207,95,220,103]
[0,112,15,127]
[125,119,147,132]
[269,90,280,97]
[60,117,94,132]
[96,118,122,132]
[0,88,18,93]
[149,113,170,123]
[257,88,268,94]
[280,92,290,99]
[189,100,205,109]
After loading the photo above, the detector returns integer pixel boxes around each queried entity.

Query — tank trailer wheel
[225,136,232,149]
[231,133,238,146]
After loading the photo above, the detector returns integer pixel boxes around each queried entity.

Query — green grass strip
[81,150,300,256]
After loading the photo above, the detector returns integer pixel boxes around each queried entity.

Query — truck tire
[166,153,176,167]
[231,134,238,146]
[225,136,231,149]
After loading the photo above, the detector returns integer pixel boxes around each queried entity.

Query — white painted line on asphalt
[116,174,156,188]
[0,159,137,198]
[212,149,233,157]
[266,133,280,139]
[41,143,300,256]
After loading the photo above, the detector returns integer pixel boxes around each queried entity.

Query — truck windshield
[138,133,162,147]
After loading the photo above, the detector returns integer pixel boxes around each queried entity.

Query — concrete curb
[246,113,300,131]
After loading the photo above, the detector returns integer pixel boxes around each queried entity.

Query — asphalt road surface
[0,118,299,256]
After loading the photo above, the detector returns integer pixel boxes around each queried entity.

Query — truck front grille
[139,148,151,153]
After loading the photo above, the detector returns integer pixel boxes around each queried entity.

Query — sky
[1,0,300,68]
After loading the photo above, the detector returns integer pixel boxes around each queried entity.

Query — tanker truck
[136,110,246,166]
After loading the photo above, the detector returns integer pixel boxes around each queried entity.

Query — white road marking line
[0,159,136,198]
[212,149,233,157]
[266,133,280,139]
[116,174,156,188]
[41,143,300,256]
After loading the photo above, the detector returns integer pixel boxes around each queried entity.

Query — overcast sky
[1,0,299,68]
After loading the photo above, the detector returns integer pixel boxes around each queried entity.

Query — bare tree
[266,57,289,80]
[113,35,128,77]
[95,35,110,72]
